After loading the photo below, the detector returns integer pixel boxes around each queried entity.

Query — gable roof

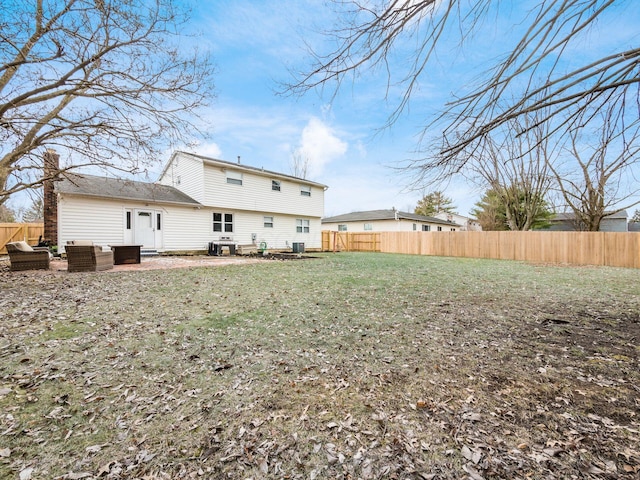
[55,173,201,206]
[322,209,459,226]
[165,151,328,189]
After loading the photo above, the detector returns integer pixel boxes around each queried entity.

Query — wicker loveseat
[66,240,114,272]
[6,241,51,271]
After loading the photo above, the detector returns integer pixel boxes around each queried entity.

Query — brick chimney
[43,149,60,245]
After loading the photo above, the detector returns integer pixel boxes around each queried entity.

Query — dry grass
[0,252,638,479]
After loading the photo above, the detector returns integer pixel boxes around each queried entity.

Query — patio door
[134,209,155,248]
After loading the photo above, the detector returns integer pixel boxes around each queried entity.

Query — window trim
[264,216,274,228]
[338,224,347,232]
[213,212,234,233]
[364,223,373,231]
[272,180,281,191]
[300,185,311,197]
[226,170,243,186]
[296,218,310,233]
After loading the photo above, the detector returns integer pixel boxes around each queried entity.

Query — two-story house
[55,151,327,253]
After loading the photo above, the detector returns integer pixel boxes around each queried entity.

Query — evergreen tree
[415,191,456,217]
[472,187,553,231]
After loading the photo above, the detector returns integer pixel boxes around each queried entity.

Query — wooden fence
[322,230,640,269]
[0,223,45,254]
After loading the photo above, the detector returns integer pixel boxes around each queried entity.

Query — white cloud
[296,117,348,177]
[189,141,223,159]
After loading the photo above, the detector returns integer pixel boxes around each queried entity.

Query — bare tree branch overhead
[0,0,216,204]
[288,0,640,183]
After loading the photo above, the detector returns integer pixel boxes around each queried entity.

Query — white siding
[158,152,205,203]
[202,163,324,217]
[58,196,130,250]
[206,209,322,250]
[59,194,324,252]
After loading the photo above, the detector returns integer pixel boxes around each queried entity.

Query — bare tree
[288,0,639,182]
[0,0,215,205]
[549,93,640,231]
[468,114,555,230]
[290,148,310,179]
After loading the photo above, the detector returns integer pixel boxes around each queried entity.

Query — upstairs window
[437,226,442,231]
[338,224,347,232]
[422,225,431,232]
[364,223,372,231]
[226,170,243,185]
[272,180,281,191]
[300,185,311,197]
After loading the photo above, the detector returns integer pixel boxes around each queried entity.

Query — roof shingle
[55,174,201,206]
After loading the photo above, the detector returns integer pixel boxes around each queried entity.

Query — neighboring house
[628,221,640,232]
[322,209,460,232]
[542,210,628,232]
[55,151,327,252]
[433,212,482,231]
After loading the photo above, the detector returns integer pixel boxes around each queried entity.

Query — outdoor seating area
[5,241,51,271]
[65,240,114,272]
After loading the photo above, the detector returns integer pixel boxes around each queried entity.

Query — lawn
[0,252,638,479]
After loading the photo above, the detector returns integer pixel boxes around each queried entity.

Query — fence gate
[0,223,45,254]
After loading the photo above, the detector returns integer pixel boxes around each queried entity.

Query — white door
[135,210,155,247]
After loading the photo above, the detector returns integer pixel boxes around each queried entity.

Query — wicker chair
[6,241,51,271]
[66,242,114,272]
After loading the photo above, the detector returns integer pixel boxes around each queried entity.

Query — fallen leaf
[461,445,483,464]
[462,463,486,480]
[0,448,10,457]
[67,473,92,479]
[85,444,108,454]
[19,467,34,480]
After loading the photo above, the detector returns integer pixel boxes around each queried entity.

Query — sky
[67,0,638,219]
[158,0,488,217]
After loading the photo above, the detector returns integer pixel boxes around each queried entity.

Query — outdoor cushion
[67,240,94,246]
[12,241,34,252]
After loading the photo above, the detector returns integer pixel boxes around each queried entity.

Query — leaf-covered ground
[0,253,638,479]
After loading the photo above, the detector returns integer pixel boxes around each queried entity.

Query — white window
[264,216,274,228]
[300,185,311,197]
[226,170,243,185]
[422,225,430,232]
[296,219,310,233]
[213,213,234,232]
[437,226,442,231]
[364,223,373,231]
[413,224,417,231]
[272,180,281,191]
[338,224,347,232]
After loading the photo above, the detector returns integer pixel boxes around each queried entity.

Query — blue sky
[149,0,639,218]
[158,0,477,216]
